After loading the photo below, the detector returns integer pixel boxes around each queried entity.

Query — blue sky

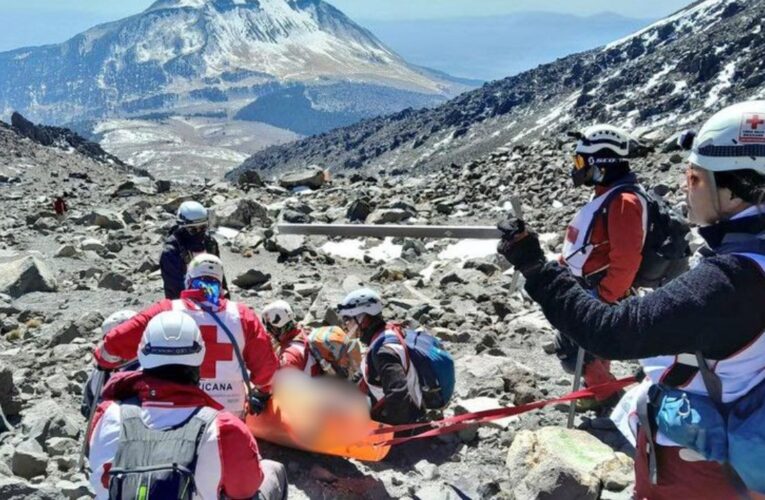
[0,0,693,51]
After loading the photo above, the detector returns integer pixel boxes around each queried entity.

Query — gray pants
[258,460,287,500]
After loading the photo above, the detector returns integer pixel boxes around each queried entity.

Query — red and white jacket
[88,371,264,500]
[277,327,322,377]
[94,290,279,415]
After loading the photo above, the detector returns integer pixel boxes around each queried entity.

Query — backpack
[373,327,455,410]
[652,357,765,493]
[108,404,217,500]
[588,184,691,289]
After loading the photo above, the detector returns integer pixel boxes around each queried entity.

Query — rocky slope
[229,0,763,181]
[0,97,698,497]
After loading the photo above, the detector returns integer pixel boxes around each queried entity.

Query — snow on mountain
[0,0,468,131]
[229,0,764,180]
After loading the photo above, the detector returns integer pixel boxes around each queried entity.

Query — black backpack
[587,184,691,289]
[107,404,217,500]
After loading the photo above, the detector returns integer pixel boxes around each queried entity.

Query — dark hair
[714,169,765,205]
[143,365,201,386]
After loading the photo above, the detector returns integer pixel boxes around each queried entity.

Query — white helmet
[185,253,224,287]
[575,124,632,157]
[138,311,205,369]
[262,300,294,329]
[262,300,295,337]
[689,101,765,174]
[337,288,383,318]
[177,201,209,227]
[101,310,137,335]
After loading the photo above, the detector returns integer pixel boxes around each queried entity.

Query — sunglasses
[185,225,207,235]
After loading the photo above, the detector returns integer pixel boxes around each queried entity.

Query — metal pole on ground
[567,347,586,429]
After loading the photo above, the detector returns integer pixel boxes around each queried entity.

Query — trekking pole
[567,347,586,429]
[507,196,524,294]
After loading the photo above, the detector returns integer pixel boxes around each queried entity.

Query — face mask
[189,277,221,305]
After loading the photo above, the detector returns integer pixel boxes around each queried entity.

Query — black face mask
[177,227,207,248]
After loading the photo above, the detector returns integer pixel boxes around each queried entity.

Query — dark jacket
[361,323,423,425]
[524,211,765,361]
[159,228,222,299]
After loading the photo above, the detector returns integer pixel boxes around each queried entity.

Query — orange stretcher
[245,374,393,462]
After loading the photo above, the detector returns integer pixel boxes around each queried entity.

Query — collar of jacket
[180,289,227,312]
[700,209,765,252]
[101,371,223,410]
[278,327,306,349]
[593,172,638,196]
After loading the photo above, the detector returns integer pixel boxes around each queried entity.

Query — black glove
[497,217,545,275]
[248,391,270,416]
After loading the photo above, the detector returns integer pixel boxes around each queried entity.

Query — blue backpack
[653,353,765,492]
[373,327,455,410]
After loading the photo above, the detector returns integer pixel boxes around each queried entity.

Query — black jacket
[159,229,222,300]
[362,324,423,425]
[523,212,765,361]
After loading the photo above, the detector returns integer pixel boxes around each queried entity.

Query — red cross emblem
[199,325,233,379]
[747,115,764,130]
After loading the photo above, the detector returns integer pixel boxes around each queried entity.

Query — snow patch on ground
[320,238,402,262]
[438,239,499,261]
[704,60,737,108]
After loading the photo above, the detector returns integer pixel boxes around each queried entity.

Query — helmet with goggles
[570,124,635,187]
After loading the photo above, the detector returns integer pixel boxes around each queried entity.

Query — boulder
[346,199,373,222]
[56,480,93,500]
[0,255,57,298]
[135,256,159,273]
[216,199,271,229]
[506,427,634,500]
[0,293,19,315]
[98,271,133,291]
[233,269,271,289]
[237,170,264,187]
[0,362,22,417]
[264,235,310,258]
[162,196,194,214]
[11,440,48,479]
[368,208,413,224]
[279,166,326,190]
[155,179,172,193]
[22,400,81,445]
[80,238,107,253]
[49,311,103,347]
[54,244,79,258]
[76,209,126,230]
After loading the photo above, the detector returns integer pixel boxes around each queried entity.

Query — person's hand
[247,392,271,415]
[497,217,545,275]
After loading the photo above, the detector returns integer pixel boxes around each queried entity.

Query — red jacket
[581,188,645,303]
[53,198,67,215]
[277,327,322,376]
[88,371,263,500]
[94,290,278,414]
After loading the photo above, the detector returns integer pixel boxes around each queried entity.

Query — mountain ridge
[228,0,764,181]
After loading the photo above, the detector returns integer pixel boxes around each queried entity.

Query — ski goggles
[189,276,222,305]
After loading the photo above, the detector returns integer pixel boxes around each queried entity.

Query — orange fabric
[584,189,645,303]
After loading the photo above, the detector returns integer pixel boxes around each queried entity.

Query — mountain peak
[147,0,256,11]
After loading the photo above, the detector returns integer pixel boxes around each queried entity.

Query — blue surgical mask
[189,277,222,305]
